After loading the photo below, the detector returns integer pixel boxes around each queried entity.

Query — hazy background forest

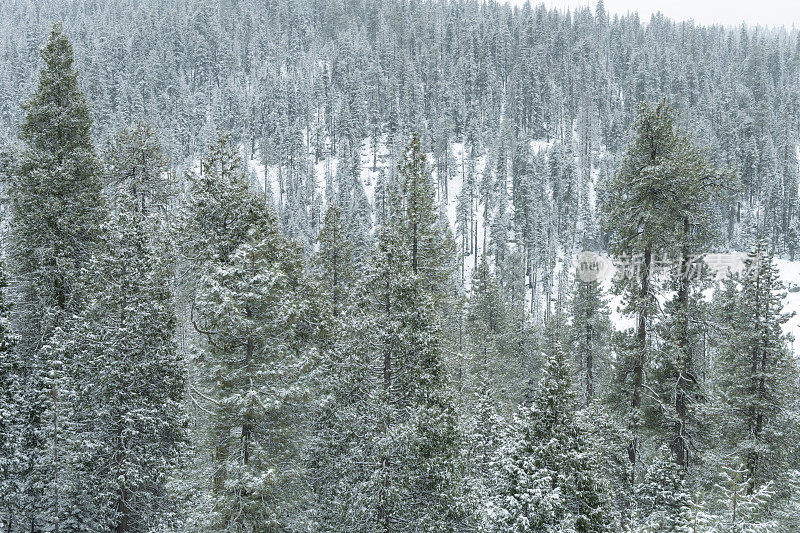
[2,0,800,531]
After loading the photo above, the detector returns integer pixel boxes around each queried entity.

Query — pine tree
[192,220,316,531]
[486,341,613,532]
[311,143,465,530]
[103,121,172,217]
[600,100,723,476]
[178,135,270,280]
[576,403,634,526]
[634,449,693,532]
[0,264,21,531]
[53,192,186,532]
[357,227,464,532]
[714,240,796,495]
[8,23,106,530]
[396,132,456,296]
[177,136,315,531]
[710,463,776,532]
[568,277,612,406]
[313,202,355,317]
[462,256,508,504]
[306,212,359,531]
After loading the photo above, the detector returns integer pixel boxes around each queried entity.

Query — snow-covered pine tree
[192,219,316,531]
[312,137,465,532]
[486,339,613,532]
[103,121,172,217]
[178,135,271,283]
[576,402,634,526]
[305,203,361,531]
[312,202,355,318]
[8,23,106,530]
[53,190,186,532]
[713,239,797,496]
[634,448,694,532]
[652,119,723,472]
[354,225,465,532]
[568,276,612,406]
[709,462,776,532]
[0,263,22,531]
[397,132,457,298]
[600,100,723,476]
[176,135,310,530]
[462,256,508,506]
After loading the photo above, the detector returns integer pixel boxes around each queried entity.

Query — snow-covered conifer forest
[2,0,800,530]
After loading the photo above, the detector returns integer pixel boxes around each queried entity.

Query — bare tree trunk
[673,218,692,469]
[378,275,392,532]
[629,244,651,481]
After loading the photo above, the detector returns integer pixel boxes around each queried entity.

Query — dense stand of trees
[1,3,800,532]
[1,0,800,256]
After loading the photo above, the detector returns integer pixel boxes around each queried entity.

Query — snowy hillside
[246,135,800,345]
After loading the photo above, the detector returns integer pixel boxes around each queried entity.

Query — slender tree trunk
[52,386,59,533]
[629,244,651,481]
[332,224,339,316]
[379,274,392,532]
[411,220,418,274]
[115,487,129,533]
[673,217,691,469]
[585,320,593,406]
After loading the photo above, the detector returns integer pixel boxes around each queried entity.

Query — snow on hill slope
[777,258,800,347]
[242,137,800,348]
[602,254,800,344]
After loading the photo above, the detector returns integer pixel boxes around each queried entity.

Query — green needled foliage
[8,23,107,531]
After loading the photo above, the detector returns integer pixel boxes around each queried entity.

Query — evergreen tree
[0,265,21,531]
[313,202,355,317]
[600,100,723,476]
[462,256,508,506]
[8,23,106,530]
[714,240,797,495]
[568,276,612,406]
[312,139,465,529]
[103,121,172,217]
[178,135,270,280]
[359,227,464,532]
[396,133,456,296]
[306,212,359,531]
[192,220,316,531]
[53,192,186,532]
[486,341,613,532]
[634,449,693,532]
[710,463,776,532]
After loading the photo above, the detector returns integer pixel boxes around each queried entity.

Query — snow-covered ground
[777,259,800,347]
[602,254,800,344]
[242,137,800,348]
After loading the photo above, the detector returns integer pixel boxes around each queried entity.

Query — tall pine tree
[192,220,316,531]
[311,135,465,531]
[0,264,21,531]
[714,240,797,495]
[9,23,106,531]
[53,190,185,532]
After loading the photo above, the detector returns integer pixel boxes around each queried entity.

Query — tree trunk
[52,386,59,533]
[379,274,392,532]
[585,321,593,406]
[673,217,691,470]
[629,244,651,480]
